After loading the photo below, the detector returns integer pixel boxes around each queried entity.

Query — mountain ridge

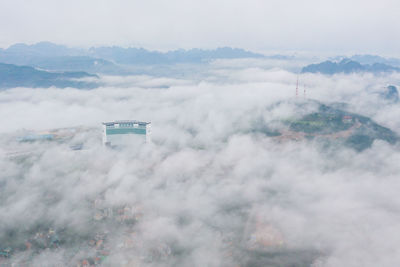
[302,59,400,74]
[0,42,265,67]
[0,62,98,89]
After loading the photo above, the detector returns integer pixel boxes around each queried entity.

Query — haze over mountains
[302,59,400,75]
[0,63,97,89]
[2,0,400,265]
[0,42,264,71]
[1,42,400,89]
[0,42,269,88]
[2,42,400,266]
[333,55,400,68]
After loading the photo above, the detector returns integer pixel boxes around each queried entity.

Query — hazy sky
[0,0,399,55]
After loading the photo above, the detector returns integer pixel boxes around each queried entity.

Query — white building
[102,120,151,147]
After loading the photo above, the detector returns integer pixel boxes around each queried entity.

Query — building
[102,120,151,146]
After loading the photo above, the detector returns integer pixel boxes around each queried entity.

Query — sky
[0,0,399,56]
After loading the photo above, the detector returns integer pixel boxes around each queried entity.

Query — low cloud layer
[1,66,400,266]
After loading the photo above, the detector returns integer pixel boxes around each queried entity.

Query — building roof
[102,120,150,126]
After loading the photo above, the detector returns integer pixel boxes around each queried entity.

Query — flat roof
[102,120,151,126]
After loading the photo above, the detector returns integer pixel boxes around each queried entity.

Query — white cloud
[1,66,400,265]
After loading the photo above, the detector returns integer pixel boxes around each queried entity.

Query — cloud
[1,65,400,266]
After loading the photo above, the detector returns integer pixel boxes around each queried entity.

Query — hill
[255,100,399,151]
[0,63,98,89]
[0,42,117,73]
[331,54,400,68]
[0,42,265,73]
[89,46,265,64]
[380,85,399,103]
[302,59,400,74]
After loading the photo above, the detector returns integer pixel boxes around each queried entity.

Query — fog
[1,66,400,266]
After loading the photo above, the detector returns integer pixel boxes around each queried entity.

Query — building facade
[102,120,151,146]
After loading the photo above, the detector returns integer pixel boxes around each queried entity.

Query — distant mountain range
[302,59,400,74]
[2,42,400,89]
[332,54,400,68]
[0,42,266,74]
[0,63,98,89]
[89,46,265,64]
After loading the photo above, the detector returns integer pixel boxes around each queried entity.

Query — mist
[1,65,400,266]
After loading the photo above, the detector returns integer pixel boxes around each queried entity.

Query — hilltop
[256,100,399,151]
[0,63,98,89]
[302,59,400,74]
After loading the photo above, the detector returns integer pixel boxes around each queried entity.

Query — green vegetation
[345,134,374,151]
[288,112,352,133]
[262,100,399,151]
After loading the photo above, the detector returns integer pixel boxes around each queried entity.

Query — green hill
[0,63,99,89]
[258,100,399,151]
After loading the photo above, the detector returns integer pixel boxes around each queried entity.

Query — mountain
[0,42,265,73]
[302,59,400,74]
[4,42,84,58]
[331,54,400,68]
[0,42,118,74]
[89,46,265,64]
[0,63,98,89]
[254,100,399,151]
[24,56,116,73]
[380,85,399,103]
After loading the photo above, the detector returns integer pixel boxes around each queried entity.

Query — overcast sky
[0,0,399,56]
